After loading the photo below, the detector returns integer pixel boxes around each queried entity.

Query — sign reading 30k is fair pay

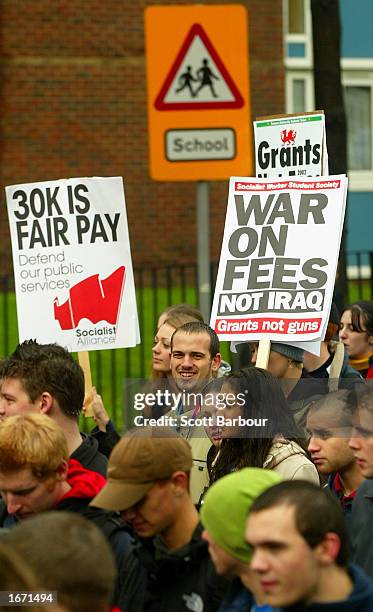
[145,4,252,180]
[6,176,140,351]
[210,175,348,343]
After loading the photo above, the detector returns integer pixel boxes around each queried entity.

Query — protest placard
[210,175,348,343]
[254,111,328,178]
[6,176,140,352]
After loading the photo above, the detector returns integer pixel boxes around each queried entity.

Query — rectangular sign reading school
[6,176,140,352]
[145,4,252,181]
[210,175,348,343]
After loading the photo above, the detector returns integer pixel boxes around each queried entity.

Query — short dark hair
[0,340,84,419]
[170,321,220,358]
[307,389,356,429]
[356,383,373,413]
[250,480,350,567]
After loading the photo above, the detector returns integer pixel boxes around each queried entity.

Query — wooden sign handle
[255,339,271,370]
[78,351,94,417]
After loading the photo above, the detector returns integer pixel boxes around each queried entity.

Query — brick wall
[0,0,284,275]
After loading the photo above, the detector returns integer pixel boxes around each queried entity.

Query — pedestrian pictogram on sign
[145,4,252,181]
[155,24,244,111]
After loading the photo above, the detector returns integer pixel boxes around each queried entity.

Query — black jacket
[350,479,373,580]
[116,522,229,612]
[71,432,108,476]
[90,419,121,458]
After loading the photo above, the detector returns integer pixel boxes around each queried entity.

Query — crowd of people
[0,299,373,610]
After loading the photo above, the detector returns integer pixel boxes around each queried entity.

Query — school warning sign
[210,175,348,342]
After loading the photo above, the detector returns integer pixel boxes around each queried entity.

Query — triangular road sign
[155,23,244,110]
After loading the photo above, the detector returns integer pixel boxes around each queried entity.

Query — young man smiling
[170,321,221,395]
[169,322,222,503]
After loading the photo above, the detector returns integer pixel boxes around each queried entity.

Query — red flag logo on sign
[54,266,126,330]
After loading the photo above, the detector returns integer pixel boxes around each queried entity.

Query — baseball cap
[91,427,193,511]
[271,342,304,363]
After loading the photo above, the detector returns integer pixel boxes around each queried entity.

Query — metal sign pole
[196,181,211,322]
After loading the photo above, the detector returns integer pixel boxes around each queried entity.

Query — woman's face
[203,391,225,447]
[220,382,244,438]
[152,322,175,373]
[339,309,373,358]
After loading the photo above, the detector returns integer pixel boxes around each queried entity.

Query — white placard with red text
[211,175,347,342]
[6,176,140,351]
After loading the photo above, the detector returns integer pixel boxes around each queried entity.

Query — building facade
[285,0,373,274]
[0,1,284,276]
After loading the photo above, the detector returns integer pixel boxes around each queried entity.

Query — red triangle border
[154,23,244,111]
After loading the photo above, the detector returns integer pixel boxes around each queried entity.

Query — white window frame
[285,71,314,114]
[342,63,373,191]
[284,0,313,69]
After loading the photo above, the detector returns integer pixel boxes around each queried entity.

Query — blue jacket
[218,579,253,611]
[282,564,373,611]
[218,579,276,612]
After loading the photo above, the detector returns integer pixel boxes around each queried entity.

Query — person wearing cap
[91,426,229,612]
[201,468,281,611]
[251,341,325,433]
[303,303,363,391]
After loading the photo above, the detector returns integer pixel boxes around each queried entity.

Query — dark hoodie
[282,564,373,611]
[116,522,228,612]
[71,432,108,476]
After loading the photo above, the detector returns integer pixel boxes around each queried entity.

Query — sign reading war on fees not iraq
[6,176,140,352]
[210,175,348,343]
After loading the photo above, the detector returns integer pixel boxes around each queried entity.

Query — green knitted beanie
[200,468,281,563]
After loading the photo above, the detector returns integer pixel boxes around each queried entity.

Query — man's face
[0,467,60,520]
[307,408,354,475]
[349,406,373,477]
[171,331,221,391]
[202,529,239,575]
[246,505,321,607]
[120,480,178,539]
[0,378,40,419]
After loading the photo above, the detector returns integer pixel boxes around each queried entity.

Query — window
[285,73,314,114]
[292,79,306,112]
[288,0,305,34]
[284,0,312,67]
[344,85,372,170]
